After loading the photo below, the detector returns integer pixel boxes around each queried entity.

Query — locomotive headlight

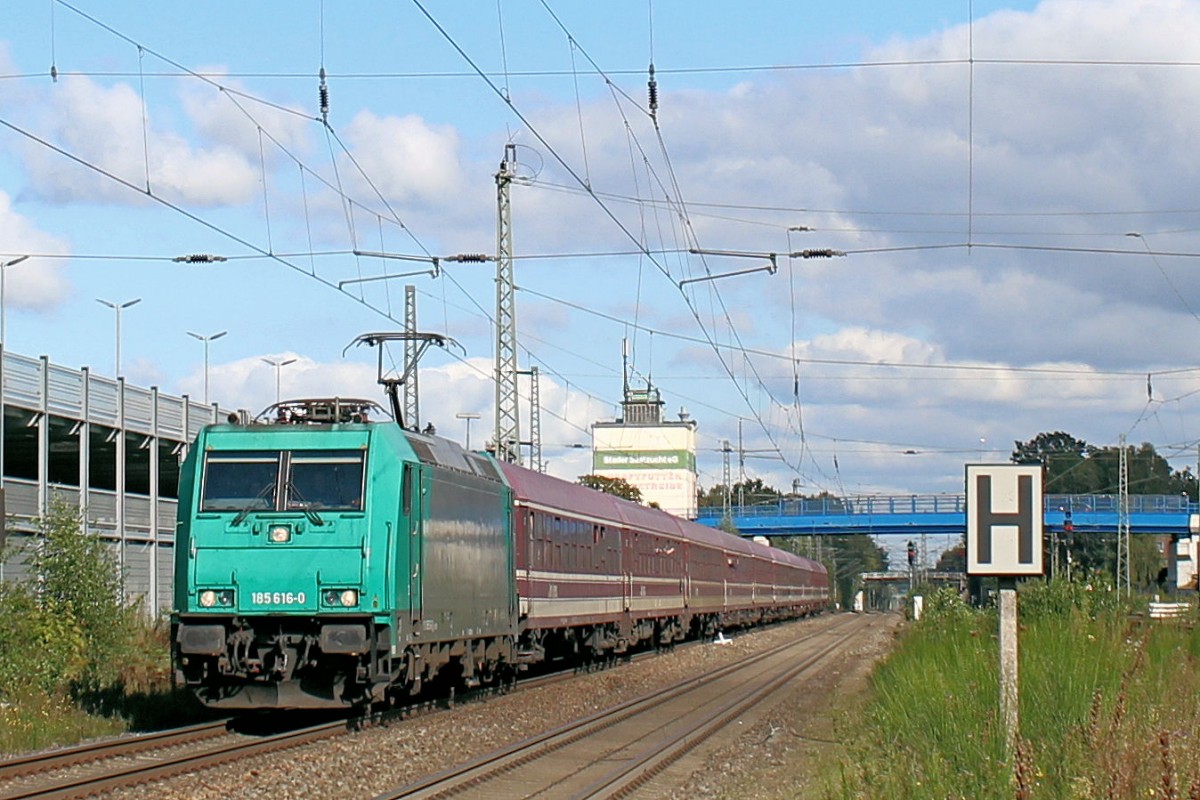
[198,589,234,608]
[322,589,359,607]
[268,525,292,543]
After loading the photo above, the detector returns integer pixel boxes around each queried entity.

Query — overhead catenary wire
[15,1,1200,494]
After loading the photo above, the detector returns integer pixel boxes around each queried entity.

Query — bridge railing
[693,494,1198,520]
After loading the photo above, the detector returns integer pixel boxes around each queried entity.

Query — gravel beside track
[96,612,899,800]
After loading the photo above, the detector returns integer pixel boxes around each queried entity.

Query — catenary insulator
[319,67,329,120]
[648,62,658,116]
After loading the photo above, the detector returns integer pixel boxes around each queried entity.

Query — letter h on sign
[966,464,1044,576]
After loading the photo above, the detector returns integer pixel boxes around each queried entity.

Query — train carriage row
[501,462,828,663]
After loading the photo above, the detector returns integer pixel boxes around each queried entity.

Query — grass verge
[829,581,1200,799]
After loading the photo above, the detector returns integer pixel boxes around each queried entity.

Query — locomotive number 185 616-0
[252,592,306,605]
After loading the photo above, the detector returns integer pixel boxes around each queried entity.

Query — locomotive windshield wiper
[232,481,277,526]
[285,482,326,527]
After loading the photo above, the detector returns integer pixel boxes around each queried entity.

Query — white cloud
[341,111,466,207]
[0,190,70,311]
[179,70,311,162]
[18,75,260,206]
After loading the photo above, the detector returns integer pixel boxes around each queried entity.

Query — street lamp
[456,412,481,450]
[187,330,227,406]
[96,297,141,377]
[0,255,29,346]
[261,357,297,404]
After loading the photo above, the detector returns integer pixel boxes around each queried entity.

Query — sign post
[966,463,1044,755]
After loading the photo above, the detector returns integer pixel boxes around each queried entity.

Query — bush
[29,501,139,691]
[1018,574,1124,622]
[0,582,87,697]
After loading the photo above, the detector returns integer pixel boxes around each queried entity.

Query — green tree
[1011,431,1098,493]
[1012,432,1188,584]
[1012,432,1195,498]
[935,540,966,572]
[578,474,643,503]
[697,478,782,508]
[773,533,888,609]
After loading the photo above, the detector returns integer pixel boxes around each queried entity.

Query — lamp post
[261,357,297,404]
[0,255,29,346]
[187,330,227,406]
[456,412,481,450]
[0,256,23,497]
[96,297,141,377]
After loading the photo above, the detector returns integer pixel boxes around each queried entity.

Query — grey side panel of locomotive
[404,431,515,641]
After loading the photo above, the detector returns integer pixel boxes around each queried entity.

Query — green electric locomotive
[171,397,517,708]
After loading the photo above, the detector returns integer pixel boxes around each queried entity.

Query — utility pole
[1118,434,1131,598]
[721,439,732,524]
[737,418,745,512]
[494,143,520,462]
[404,285,419,430]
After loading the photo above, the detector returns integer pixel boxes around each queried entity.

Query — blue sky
[3,0,1199,502]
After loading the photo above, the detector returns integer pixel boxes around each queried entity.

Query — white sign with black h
[966,464,1045,576]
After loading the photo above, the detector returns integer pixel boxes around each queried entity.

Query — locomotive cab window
[287,450,365,511]
[200,449,365,513]
[201,451,280,511]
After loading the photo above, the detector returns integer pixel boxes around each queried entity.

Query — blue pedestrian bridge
[694,494,1198,538]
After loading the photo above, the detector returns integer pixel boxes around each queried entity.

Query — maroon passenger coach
[497,462,830,665]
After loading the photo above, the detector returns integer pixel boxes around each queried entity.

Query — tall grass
[832,581,1200,799]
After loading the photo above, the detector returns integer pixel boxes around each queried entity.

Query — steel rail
[0,720,230,781]
[375,614,862,800]
[0,719,347,800]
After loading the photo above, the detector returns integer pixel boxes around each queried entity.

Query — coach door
[623,529,635,612]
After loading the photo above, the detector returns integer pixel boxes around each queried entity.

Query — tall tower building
[591,355,698,518]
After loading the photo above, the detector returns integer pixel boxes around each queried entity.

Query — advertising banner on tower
[592,425,697,518]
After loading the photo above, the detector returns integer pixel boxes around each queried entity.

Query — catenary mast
[494,144,519,462]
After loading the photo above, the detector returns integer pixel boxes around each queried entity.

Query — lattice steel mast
[403,284,419,430]
[494,144,520,462]
[521,365,543,472]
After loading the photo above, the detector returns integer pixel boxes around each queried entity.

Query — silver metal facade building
[0,350,230,617]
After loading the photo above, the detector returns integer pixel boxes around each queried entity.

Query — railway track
[0,639,680,800]
[0,717,351,800]
[374,613,871,800]
[0,617,844,799]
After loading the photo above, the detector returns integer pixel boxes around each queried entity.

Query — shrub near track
[0,501,180,755]
[831,580,1200,799]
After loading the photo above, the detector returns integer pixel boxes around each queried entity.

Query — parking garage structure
[0,349,233,616]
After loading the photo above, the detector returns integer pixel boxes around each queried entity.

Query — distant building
[591,374,698,519]
[1167,530,1198,591]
